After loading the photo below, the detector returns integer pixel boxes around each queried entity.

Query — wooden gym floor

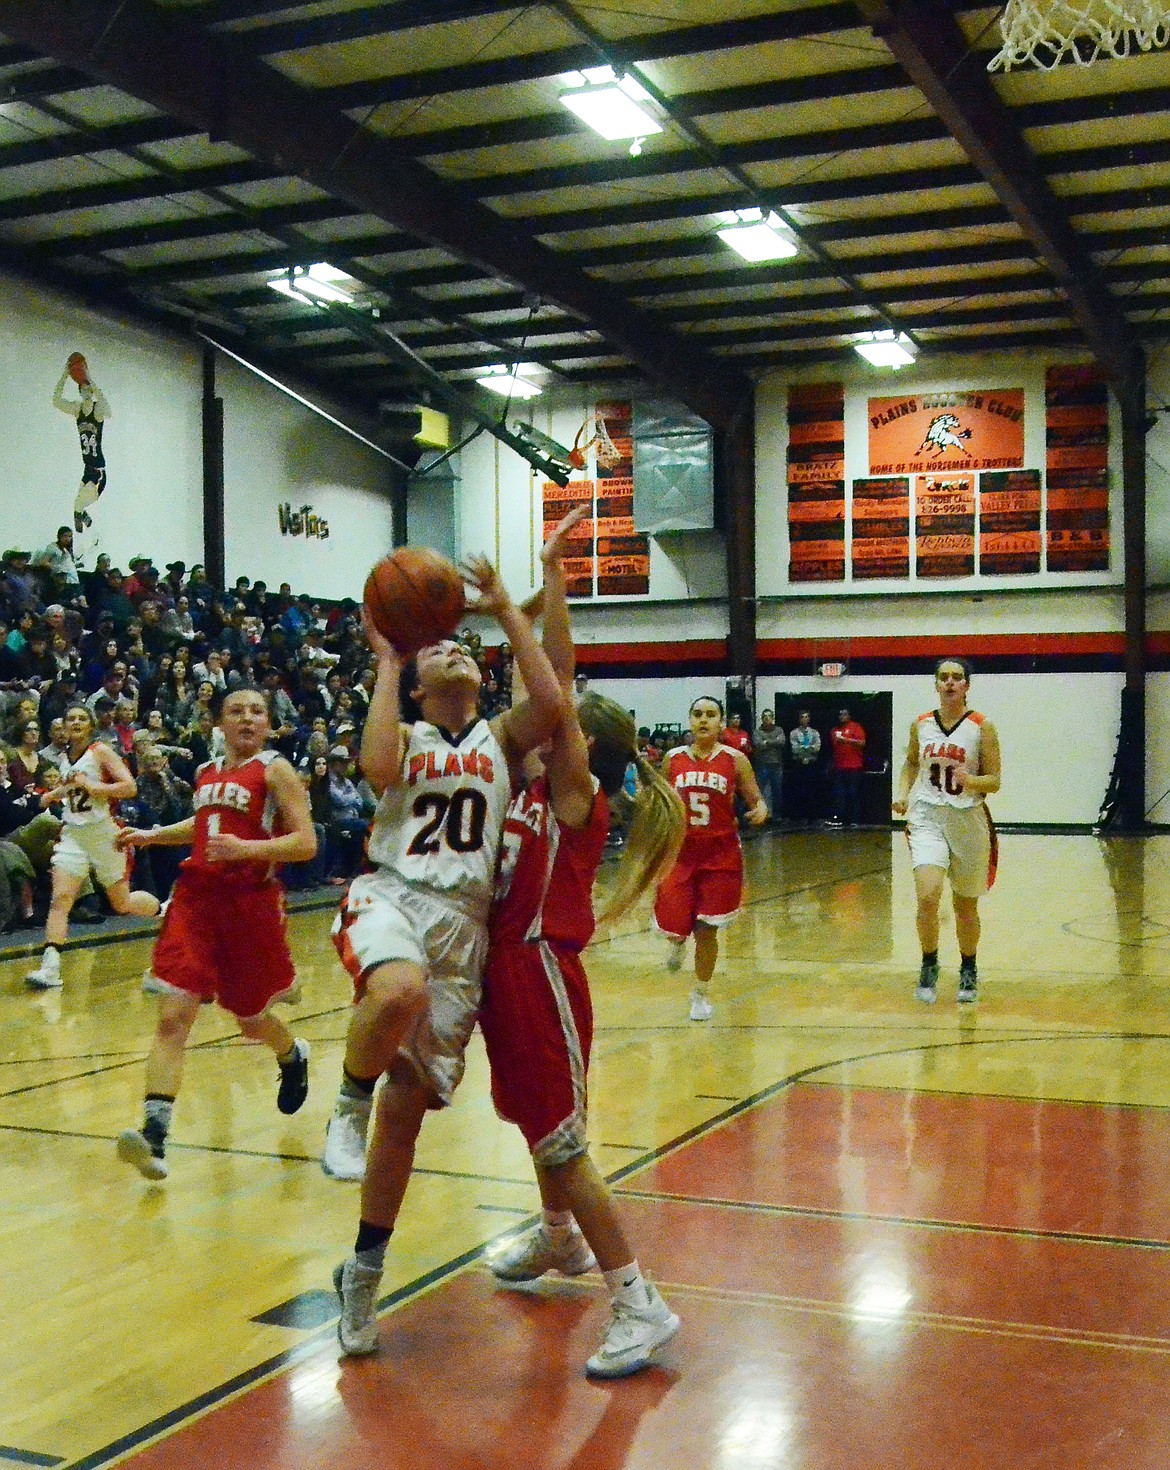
[3,828,1170,1469]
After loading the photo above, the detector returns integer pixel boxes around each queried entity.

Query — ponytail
[599,753,684,924]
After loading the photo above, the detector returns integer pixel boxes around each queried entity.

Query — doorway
[768,691,894,825]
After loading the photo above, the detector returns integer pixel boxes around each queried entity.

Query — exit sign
[819,661,846,678]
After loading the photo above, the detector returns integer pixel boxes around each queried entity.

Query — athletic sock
[604,1260,649,1307]
[341,1068,377,1100]
[960,954,977,974]
[542,1208,574,1241]
[143,1094,174,1151]
[922,950,938,967]
[354,1220,392,1270]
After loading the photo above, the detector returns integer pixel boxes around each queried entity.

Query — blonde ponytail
[599,754,684,923]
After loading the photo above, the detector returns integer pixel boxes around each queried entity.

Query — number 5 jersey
[366,718,512,920]
[911,709,987,811]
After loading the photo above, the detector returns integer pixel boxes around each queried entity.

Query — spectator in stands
[721,711,753,759]
[40,717,70,772]
[124,556,154,604]
[92,697,121,751]
[0,618,20,682]
[6,609,36,657]
[326,744,368,880]
[788,710,822,825]
[113,699,137,759]
[753,710,787,825]
[191,648,227,692]
[18,628,57,691]
[40,671,82,728]
[828,708,867,828]
[101,568,135,633]
[163,561,187,603]
[2,550,40,616]
[8,718,46,793]
[138,601,169,661]
[186,564,213,624]
[2,697,40,750]
[161,595,195,647]
[87,666,126,715]
[35,527,82,589]
[82,552,112,610]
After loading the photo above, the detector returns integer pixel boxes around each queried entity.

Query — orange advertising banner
[1045,365,1109,572]
[869,390,1024,475]
[543,479,594,598]
[916,473,975,578]
[852,476,909,580]
[979,469,1040,574]
[788,383,845,582]
[594,403,649,596]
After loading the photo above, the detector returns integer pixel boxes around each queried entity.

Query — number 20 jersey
[911,709,986,811]
[366,718,512,920]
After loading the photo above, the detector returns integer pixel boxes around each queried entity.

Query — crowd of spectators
[0,530,514,933]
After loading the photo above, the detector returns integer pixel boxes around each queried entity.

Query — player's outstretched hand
[361,604,402,665]
[116,826,150,849]
[461,555,513,621]
[542,504,590,569]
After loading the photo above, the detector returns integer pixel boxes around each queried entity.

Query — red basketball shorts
[480,939,593,1168]
[653,841,743,939]
[150,873,296,1019]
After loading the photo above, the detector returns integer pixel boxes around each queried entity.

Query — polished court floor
[4,829,1170,1468]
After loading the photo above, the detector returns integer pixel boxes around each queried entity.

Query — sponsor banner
[868,389,1025,474]
[595,401,649,595]
[1045,365,1109,571]
[788,383,845,582]
[980,468,1040,574]
[916,473,975,577]
[852,476,910,580]
[543,479,595,598]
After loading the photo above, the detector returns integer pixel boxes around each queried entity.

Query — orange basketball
[67,352,89,385]
[363,546,466,657]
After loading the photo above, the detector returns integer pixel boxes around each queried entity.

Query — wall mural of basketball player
[53,353,110,533]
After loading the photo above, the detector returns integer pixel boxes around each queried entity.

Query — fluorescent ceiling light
[476,364,543,399]
[267,263,355,303]
[853,330,917,368]
[559,73,662,142]
[715,209,798,262]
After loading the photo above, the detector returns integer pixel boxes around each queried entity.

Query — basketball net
[988,0,1170,69]
[568,413,622,471]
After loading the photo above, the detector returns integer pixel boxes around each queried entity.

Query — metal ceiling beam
[0,0,751,428]
[0,160,272,222]
[215,0,528,52]
[853,0,1144,410]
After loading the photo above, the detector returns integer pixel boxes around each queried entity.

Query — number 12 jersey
[367,718,512,919]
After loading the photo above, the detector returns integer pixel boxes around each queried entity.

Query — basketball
[363,546,466,657]
[67,351,90,385]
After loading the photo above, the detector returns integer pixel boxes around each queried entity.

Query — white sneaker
[141,969,168,995]
[689,990,713,1022]
[586,1284,680,1378]
[488,1224,596,1282]
[26,958,62,990]
[333,1258,381,1355]
[322,1095,372,1180]
[117,1127,168,1180]
[665,941,685,974]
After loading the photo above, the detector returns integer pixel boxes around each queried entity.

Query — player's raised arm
[539,504,590,690]
[464,555,567,771]
[359,605,408,796]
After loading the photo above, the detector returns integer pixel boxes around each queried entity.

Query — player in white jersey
[893,658,1001,1005]
[26,704,160,989]
[325,552,567,1348]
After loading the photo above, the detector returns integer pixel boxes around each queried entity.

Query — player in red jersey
[478,514,686,1377]
[114,688,317,1180]
[655,696,767,1021]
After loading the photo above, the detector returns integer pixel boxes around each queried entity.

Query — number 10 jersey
[911,708,986,810]
[367,718,512,920]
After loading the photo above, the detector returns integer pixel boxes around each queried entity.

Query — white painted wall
[218,356,393,599]
[0,272,203,570]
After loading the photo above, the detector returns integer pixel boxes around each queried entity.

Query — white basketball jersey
[911,709,986,810]
[367,719,511,919]
[59,743,115,827]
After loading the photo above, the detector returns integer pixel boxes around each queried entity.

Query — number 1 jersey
[367,718,512,919]
[911,709,986,810]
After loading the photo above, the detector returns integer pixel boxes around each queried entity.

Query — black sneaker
[277,1039,310,1114]
[915,961,939,1004]
[957,968,978,1004]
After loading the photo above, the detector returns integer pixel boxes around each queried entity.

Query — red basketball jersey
[184,750,281,886]
[490,775,609,951]
[667,745,740,854]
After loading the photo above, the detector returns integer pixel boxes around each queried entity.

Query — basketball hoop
[988,0,1170,70]
[568,413,623,470]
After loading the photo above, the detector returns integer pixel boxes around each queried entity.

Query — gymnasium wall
[0,270,393,598]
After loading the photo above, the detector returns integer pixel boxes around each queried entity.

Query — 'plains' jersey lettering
[367,719,511,919]
[911,709,986,810]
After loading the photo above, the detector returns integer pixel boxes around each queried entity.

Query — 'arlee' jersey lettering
[185,750,280,885]
[911,709,986,810]
[367,719,511,919]
[666,745,740,851]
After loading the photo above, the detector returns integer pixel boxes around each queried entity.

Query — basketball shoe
[322,1094,372,1180]
[117,1123,168,1180]
[26,950,62,989]
[957,965,978,1004]
[276,1039,310,1115]
[333,1258,381,1356]
[915,961,939,1004]
[586,1284,680,1378]
[689,990,713,1022]
[489,1223,596,1282]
